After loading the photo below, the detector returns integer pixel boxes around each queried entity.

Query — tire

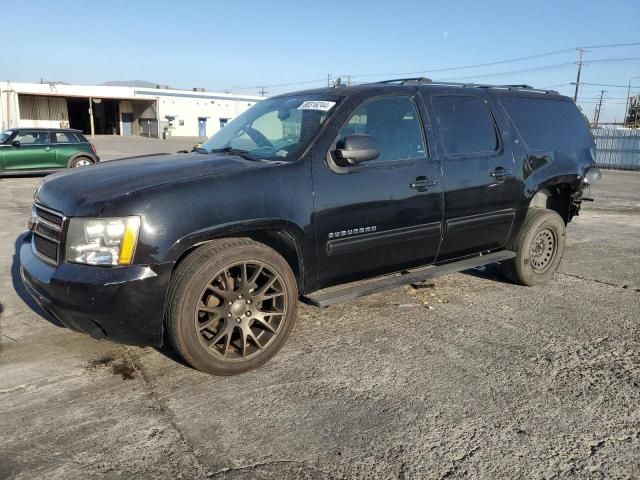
[166,238,298,375]
[69,156,94,168]
[499,208,566,286]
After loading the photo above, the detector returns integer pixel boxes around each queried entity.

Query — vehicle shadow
[153,344,193,369]
[462,263,512,284]
[11,232,65,328]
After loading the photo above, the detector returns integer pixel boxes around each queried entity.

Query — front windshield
[199,95,341,161]
[0,130,14,144]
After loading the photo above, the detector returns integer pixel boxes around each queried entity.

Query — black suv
[20,79,600,375]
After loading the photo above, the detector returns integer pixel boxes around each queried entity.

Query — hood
[35,153,272,215]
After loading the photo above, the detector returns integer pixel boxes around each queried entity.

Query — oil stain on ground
[88,352,136,380]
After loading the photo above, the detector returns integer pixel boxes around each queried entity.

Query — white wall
[0,82,264,137]
[152,94,259,137]
[0,85,20,130]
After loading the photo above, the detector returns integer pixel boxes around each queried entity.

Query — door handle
[410,176,438,191]
[490,168,512,178]
[44,147,52,151]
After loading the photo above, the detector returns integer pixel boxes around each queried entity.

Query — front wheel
[500,208,566,286]
[165,238,298,375]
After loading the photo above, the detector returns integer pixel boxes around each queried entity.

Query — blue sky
[3,0,640,122]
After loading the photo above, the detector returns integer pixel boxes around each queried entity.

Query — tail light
[91,144,97,154]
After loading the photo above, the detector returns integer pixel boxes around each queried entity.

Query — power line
[348,48,577,79]
[579,42,640,49]
[348,42,640,80]
[578,82,640,88]
[578,100,628,104]
[443,57,640,84]
[216,77,327,92]
[209,41,640,93]
[588,56,640,64]
[443,62,576,81]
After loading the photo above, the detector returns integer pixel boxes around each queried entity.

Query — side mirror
[11,140,20,148]
[334,134,379,165]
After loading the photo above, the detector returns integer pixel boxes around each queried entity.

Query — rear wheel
[500,208,566,286]
[70,156,94,168]
[166,238,298,375]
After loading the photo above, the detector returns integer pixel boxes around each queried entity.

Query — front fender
[165,218,309,263]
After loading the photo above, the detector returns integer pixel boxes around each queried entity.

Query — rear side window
[432,95,498,156]
[500,96,592,151]
[54,132,82,143]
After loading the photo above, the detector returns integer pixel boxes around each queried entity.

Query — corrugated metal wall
[593,128,640,171]
[18,94,69,126]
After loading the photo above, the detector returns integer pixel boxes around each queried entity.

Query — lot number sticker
[297,100,336,111]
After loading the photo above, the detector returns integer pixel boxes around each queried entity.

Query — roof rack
[373,77,558,94]
[376,77,433,85]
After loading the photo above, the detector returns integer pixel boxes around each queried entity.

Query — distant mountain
[101,80,161,88]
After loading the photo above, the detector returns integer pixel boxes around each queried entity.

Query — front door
[3,130,57,170]
[313,93,444,288]
[422,91,519,260]
[198,118,207,137]
[122,113,133,136]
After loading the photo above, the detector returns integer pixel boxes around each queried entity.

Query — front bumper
[20,233,172,347]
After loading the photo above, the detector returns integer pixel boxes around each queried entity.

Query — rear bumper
[20,233,172,347]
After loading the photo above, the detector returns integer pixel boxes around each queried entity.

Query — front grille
[35,205,63,227]
[32,204,64,263]
[34,234,59,262]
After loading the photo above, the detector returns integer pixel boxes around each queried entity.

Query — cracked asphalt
[0,161,638,479]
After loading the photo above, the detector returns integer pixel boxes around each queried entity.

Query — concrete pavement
[0,166,638,479]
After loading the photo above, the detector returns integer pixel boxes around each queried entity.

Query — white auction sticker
[297,100,336,111]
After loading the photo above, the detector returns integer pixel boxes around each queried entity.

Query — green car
[0,128,99,175]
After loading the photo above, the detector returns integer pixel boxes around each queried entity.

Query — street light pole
[624,76,640,128]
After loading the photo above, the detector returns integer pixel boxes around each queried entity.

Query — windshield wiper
[209,147,260,161]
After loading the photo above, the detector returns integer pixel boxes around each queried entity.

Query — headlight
[584,167,602,184]
[65,216,141,266]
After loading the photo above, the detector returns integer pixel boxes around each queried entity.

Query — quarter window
[338,96,426,163]
[500,96,591,151]
[54,132,79,143]
[432,95,498,156]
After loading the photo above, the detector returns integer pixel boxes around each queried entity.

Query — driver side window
[338,96,426,164]
[16,131,50,145]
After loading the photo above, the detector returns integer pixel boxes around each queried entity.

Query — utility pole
[346,75,352,86]
[624,76,640,127]
[593,90,606,128]
[327,74,332,87]
[259,86,267,97]
[573,48,587,102]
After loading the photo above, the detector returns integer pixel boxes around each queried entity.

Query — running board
[303,250,515,308]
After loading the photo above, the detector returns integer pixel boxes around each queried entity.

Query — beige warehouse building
[0,82,263,138]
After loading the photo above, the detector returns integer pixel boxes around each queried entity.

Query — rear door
[422,90,520,260]
[312,92,444,287]
[2,130,57,170]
